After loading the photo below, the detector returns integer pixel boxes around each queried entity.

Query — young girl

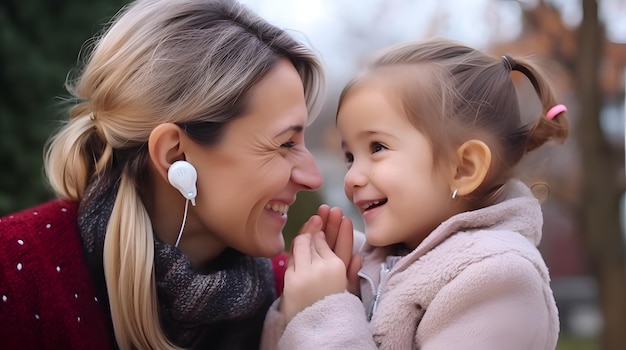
[262,38,567,349]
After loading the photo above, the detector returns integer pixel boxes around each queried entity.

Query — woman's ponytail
[103,172,179,349]
[44,107,106,200]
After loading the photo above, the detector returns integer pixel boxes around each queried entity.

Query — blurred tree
[0,0,128,215]
[576,1,626,349]
[490,1,626,346]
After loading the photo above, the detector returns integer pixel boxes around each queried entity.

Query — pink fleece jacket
[261,181,559,349]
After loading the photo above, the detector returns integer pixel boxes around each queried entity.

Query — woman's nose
[291,149,323,191]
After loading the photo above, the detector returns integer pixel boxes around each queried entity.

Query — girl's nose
[344,162,367,190]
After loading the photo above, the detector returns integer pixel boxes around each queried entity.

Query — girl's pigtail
[507,56,569,153]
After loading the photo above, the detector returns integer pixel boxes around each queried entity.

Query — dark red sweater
[0,199,289,349]
[0,199,114,349]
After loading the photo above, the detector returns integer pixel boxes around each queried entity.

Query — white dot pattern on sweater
[1,203,108,339]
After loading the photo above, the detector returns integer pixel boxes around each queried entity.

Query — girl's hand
[280,232,347,323]
[296,205,361,296]
[297,206,353,269]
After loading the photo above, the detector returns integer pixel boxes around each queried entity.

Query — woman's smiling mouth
[265,203,289,216]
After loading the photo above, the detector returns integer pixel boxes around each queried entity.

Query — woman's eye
[371,142,387,153]
[281,140,296,148]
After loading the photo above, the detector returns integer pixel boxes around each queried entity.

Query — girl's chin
[364,230,391,247]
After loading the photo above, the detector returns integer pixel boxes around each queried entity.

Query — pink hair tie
[546,104,567,120]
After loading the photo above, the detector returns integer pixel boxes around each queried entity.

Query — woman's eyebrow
[275,125,303,137]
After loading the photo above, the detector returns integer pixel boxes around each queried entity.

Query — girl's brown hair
[339,38,568,207]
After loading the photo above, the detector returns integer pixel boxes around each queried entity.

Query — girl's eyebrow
[341,130,398,149]
[275,125,303,138]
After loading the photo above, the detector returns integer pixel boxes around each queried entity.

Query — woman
[0,0,334,348]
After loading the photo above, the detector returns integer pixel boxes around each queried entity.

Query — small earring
[451,189,458,199]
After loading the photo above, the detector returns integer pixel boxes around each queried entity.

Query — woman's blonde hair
[44,0,325,348]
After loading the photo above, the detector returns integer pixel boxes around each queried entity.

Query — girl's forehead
[348,65,438,100]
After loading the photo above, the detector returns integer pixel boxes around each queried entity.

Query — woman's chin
[265,236,286,257]
[246,234,285,257]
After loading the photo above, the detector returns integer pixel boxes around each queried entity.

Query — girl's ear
[148,123,186,182]
[450,139,491,197]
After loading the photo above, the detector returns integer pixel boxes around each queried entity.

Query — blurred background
[1,0,624,349]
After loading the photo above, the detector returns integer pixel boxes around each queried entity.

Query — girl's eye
[371,142,387,153]
[281,140,296,148]
[344,151,354,164]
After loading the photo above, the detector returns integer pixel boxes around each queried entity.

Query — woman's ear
[148,123,186,182]
[450,139,491,197]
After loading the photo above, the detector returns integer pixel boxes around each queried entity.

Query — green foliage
[556,335,598,350]
[282,190,324,250]
[0,0,128,215]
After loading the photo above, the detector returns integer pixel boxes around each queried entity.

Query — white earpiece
[167,160,197,206]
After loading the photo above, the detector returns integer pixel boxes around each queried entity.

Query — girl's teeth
[362,200,381,210]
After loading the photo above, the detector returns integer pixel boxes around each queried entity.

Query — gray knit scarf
[77,173,275,349]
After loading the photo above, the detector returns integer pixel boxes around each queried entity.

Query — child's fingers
[334,216,354,268]
[312,231,338,260]
[316,204,330,224]
[312,232,349,293]
[291,233,313,270]
[286,252,295,270]
[323,206,344,250]
[347,254,362,296]
[297,215,322,236]
[314,205,330,236]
